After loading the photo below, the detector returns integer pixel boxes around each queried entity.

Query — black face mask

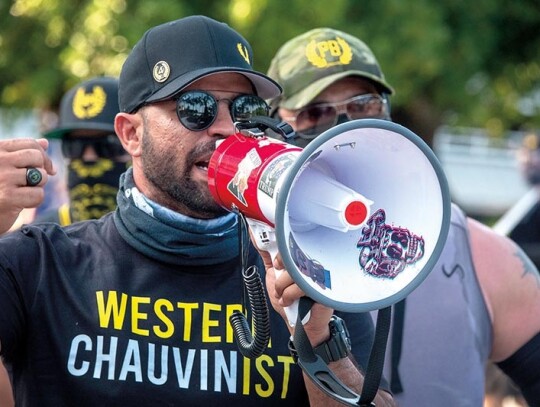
[67,159,130,221]
[334,113,351,126]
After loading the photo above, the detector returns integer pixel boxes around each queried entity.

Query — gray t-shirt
[373,203,491,406]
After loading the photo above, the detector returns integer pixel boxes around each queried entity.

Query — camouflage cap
[267,28,394,110]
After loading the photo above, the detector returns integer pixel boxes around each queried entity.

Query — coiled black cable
[230,265,271,358]
[230,211,271,359]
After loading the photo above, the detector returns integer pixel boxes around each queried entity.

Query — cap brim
[44,122,116,139]
[281,71,395,110]
[146,67,282,104]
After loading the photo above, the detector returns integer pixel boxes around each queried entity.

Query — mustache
[186,140,219,166]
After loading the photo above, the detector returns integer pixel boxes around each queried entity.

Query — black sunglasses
[283,94,388,139]
[175,90,270,131]
[62,134,126,159]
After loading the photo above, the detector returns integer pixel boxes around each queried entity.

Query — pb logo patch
[305,36,353,68]
[72,86,107,119]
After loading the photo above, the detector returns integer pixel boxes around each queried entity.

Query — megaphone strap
[359,306,391,405]
[292,297,318,363]
[389,299,406,393]
[290,297,390,406]
[292,298,360,404]
[235,116,295,139]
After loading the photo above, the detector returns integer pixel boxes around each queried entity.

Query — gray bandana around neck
[113,168,239,266]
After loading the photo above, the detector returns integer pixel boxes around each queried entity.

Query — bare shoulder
[467,217,540,361]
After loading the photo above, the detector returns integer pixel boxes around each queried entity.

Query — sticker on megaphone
[208,133,303,225]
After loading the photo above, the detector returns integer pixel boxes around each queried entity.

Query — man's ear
[115,112,143,157]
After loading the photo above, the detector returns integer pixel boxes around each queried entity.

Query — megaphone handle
[246,219,303,327]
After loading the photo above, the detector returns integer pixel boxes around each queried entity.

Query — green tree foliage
[0,0,538,143]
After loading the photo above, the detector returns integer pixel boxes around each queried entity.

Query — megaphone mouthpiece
[288,165,373,232]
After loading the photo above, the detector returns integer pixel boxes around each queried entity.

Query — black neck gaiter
[113,168,240,266]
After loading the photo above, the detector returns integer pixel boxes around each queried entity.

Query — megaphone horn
[208,118,451,319]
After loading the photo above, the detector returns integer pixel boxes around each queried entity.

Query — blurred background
[1,0,538,222]
[0,1,538,405]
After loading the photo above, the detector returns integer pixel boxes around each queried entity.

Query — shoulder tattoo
[514,245,540,289]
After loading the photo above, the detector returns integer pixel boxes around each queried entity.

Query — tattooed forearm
[514,245,540,288]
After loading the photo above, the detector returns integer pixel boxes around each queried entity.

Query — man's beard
[140,126,227,219]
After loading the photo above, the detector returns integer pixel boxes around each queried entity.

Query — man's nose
[334,101,349,116]
[81,145,99,161]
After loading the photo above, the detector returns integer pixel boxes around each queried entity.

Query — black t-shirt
[0,214,378,406]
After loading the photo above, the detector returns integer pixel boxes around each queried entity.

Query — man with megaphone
[267,28,540,406]
[0,16,395,407]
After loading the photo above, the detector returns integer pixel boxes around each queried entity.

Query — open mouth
[196,161,208,170]
[193,145,215,174]
[195,157,211,172]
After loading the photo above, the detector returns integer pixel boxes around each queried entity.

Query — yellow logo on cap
[237,43,250,65]
[305,36,353,68]
[153,61,170,83]
[72,86,107,119]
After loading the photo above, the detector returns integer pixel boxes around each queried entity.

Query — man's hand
[255,237,396,406]
[0,138,56,234]
[262,249,334,344]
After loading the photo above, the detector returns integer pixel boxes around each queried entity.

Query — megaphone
[208,118,451,318]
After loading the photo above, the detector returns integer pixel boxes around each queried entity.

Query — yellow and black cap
[44,76,119,139]
[119,15,282,113]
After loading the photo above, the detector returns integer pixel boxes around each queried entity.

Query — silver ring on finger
[26,167,42,187]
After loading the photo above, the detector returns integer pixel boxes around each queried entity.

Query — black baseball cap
[45,76,119,139]
[119,15,282,113]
